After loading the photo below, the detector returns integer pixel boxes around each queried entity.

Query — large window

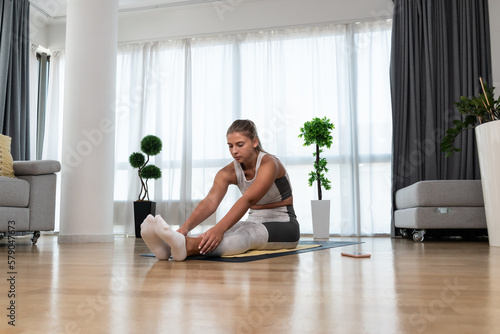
[114,20,393,236]
[33,20,392,236]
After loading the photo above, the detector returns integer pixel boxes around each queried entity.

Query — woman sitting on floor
[141,119,300,261]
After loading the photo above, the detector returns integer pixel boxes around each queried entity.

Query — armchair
[0,160,61,244]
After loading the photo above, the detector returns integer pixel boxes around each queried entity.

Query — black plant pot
[133,201,156,238]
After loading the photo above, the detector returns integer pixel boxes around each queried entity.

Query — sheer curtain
[114,41,192,233]
[29,47,65,231]
[113,19,393,236]
[353,21,393,235]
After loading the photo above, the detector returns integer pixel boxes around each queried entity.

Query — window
[114,20,392,235]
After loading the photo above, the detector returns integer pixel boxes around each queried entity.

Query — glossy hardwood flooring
[1,234,499,334]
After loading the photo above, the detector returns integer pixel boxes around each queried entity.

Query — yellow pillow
[0,134,15,178]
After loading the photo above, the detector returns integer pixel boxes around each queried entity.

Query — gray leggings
[208,220,300,257]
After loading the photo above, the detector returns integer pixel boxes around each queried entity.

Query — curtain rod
[117,16,392,47]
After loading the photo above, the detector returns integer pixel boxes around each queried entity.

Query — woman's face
[227,132,258,164]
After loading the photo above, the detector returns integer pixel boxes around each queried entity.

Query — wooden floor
[1,234,499,334]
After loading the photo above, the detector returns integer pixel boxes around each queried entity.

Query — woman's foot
[140,214,171,260]
[155,215,188,261]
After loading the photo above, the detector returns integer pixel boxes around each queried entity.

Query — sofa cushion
[0,177,29,207]
[394,206,487,229]
[395,180,484,209]
[0,134,15,178]
[0,207,30,231]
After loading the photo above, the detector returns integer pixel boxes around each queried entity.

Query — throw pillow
[0,134,15,178]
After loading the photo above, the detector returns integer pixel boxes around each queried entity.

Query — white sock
[140,214,171,260]
[155,215,187,261]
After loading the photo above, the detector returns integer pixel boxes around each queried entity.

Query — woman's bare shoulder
[261,153,286,177]
[218,162,237,184]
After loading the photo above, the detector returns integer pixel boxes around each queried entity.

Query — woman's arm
[198,155,280,253]
[178,164,234,235]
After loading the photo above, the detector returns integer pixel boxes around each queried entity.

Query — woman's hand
[198,225,225,255]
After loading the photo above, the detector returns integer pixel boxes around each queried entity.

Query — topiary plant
[299,117,335,200]
[129,135,162,201]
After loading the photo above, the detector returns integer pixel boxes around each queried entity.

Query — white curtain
[29,48,65,231]
[42,51,65,162]
[114,40,193,234]
[114,20,393,236]
[352,22,393,235]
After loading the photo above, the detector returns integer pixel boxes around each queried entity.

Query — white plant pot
[311,200,330,240]
[475,120,500,247]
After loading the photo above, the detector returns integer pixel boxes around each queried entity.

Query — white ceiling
[30,0,218,19]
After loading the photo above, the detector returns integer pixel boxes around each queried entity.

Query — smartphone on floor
[341,252,371,258]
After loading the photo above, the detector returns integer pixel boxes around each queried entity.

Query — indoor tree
[299,116,335,200]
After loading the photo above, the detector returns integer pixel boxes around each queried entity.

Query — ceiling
[30,0,218,19]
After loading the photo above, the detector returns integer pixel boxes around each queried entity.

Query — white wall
[41,0,393,49]
[30,7,50,47]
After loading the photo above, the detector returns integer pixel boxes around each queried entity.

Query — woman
[141,119,300,261]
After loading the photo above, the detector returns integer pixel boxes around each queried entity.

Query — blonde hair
[226,119,265,152]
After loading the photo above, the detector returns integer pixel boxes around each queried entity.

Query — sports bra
[234,151,292,205]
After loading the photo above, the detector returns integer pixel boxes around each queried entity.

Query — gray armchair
[0,160,61,244]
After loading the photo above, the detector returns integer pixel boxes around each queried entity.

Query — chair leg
[32,231,41,245]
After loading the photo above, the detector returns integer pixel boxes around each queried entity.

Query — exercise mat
[141,240,362,262]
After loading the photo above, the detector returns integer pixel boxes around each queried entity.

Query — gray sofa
[394,180,487,242]
[0,160,61,244]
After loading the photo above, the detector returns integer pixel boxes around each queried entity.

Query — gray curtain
[0,0,30,160]
[390,0,491,234]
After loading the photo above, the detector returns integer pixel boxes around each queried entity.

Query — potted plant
[129,135,162,238]
[299,116,335,239]
[441,78,500,247]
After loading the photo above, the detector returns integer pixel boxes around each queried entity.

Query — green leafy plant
[441,78,500,157]
[299,117,335,200]
[129,135,162,201]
